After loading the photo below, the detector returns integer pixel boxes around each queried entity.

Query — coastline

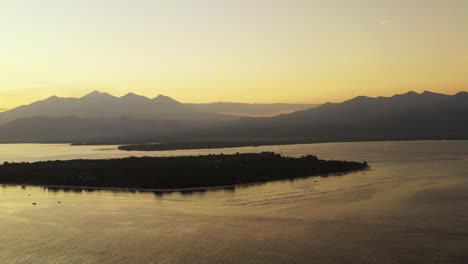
[2,167,368,194]
[69,139,468,152]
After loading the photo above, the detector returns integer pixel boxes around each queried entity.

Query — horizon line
[2,89,467,111]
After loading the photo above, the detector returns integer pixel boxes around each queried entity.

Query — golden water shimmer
[1,141,468,263]
[1,1,468,108]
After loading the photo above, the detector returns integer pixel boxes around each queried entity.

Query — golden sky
[1,0,468,109]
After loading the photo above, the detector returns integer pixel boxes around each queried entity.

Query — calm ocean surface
[1,141,468,263]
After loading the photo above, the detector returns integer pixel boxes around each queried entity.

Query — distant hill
[0,116,198,143]
[0,91,232,126]
[0,91,467,144]
[207,91,468,142]
[186,102,319,117]
[0,92,317,126]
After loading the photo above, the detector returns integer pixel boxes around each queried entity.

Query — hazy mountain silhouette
[0,91,231,126]
[186,102,319,117]
[0,92,317,125]
[0,116,198,143]
[0,91,467,143]
[207,91,468,142]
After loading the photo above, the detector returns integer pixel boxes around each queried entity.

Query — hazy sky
[1,0,467,109]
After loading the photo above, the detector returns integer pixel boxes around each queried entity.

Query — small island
[117,141,305,152]
[0,152,368,190]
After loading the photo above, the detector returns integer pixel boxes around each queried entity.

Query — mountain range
[0,90,467,143]
[187,102,318,117]
[0,91,229,126]
[0,91,317,126]
[204,91,468,142]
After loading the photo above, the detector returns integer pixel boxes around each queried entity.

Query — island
[0,152,368,191]
[117,141,307,151]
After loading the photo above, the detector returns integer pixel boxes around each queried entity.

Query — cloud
[379,20,392,25]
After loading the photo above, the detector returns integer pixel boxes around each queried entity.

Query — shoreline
[68,138,468,152]
[2,167,368,194]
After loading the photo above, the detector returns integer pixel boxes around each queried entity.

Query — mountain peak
[81,90,116,100]
[391,91,419,98]
[87,90,102,96]
[153,94,181,104]
[404,91,419,96]
[342,95,372,105]
[455,91,468,97]
[121,93,150,101]
[421,90,444,97]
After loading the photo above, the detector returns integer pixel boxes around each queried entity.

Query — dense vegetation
[0,152,367,190]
